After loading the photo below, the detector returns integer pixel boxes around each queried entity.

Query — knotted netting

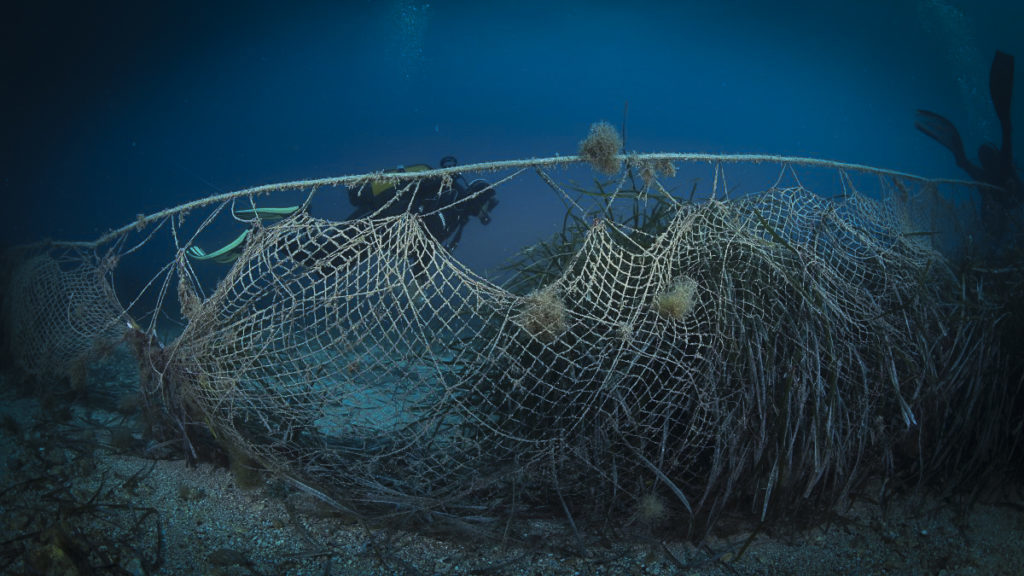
[2,247,128,384]
[2,148,1016,536]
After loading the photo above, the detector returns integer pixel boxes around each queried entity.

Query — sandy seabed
[1,383,1023,576]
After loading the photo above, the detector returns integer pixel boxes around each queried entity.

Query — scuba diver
[285,155,497,275]
[343,155,496,254]
[188,155,498,276]
[915,50,1021,247]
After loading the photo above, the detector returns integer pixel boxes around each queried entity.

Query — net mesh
[3,249,128,383]
[2,152,1016,536]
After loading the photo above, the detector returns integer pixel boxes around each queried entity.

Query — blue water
[3,0,1022,273]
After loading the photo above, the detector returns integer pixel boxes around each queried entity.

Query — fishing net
[2,143,1017,536]
[2,248,128,384]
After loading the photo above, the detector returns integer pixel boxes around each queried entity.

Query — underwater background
[3,0,1023,269]
[3,3,1024,574]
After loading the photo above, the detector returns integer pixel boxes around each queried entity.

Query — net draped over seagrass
[3,154,1010,533]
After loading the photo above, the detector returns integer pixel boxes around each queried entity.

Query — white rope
[49,153,986,249]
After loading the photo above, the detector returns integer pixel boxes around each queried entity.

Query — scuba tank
[344,157,495,251]
[348,163,434,211]
[348,156,462,212]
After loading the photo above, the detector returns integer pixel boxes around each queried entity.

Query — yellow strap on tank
[370,164,432,197]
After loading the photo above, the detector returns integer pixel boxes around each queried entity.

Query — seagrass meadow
[3,144,1022,548]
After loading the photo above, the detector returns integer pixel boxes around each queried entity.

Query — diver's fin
[990,51,1014,131]
[187,230,250,263]
[915,109,971,167]
[234,205,302,222]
